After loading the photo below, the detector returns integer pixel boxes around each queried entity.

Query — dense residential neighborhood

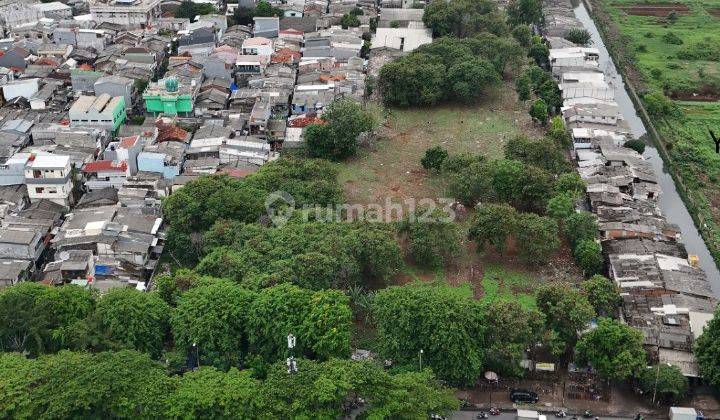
[0,0,719,417]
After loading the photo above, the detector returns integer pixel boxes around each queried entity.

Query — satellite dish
[58,251,70,261]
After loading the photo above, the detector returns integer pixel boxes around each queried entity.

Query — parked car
[509,389,539,404]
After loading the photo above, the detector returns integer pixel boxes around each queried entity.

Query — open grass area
[338,84,543,205]
[479,264,538,309]
[593,0,720,264]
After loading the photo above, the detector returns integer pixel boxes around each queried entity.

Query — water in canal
[572,1,720,295]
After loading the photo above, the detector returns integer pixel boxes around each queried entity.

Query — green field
[479,264,538,309]
[594,0,720,262]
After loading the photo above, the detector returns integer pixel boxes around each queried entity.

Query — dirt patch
[707,7,720,17]
[669,85,720,101]
[621,2,689,16]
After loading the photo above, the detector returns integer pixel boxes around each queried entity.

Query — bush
[638,364,688,404]
[650,68,662,79]
[340,13,360,29]
[529,99,548,125]
[421,146,449,173]
[565,28,591,46]
[573,239,603,276]
[624,139,646,154]
[662,31,683,45]
[643,91,682,118]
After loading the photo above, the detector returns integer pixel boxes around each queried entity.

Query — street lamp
[419,349,424,371]
[192,342,200,369]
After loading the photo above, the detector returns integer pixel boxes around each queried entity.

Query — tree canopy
[638,363,688,405]
[695,304,720,387]
[575,318,646,381]
[582,275,621,317]
[305,99,376,161]
[423,0,508,37]
[536,282,595,346]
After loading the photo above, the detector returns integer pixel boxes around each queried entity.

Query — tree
[528,41,550,67]
[402,212,461,268]
[373,283,485,385]
[340,13,361,28]
[134,78,148,95]
[582,275,621,317]
[638,364,688,405]
[554,172,585,197]
[695,305,720,387]
[574,240,604,276]
[196,247,249,282]
[166,367,267,418]
[447,58,501,103]
[3,350,174,418]
[154,269,209,306]
[507,0,542,25]
[536,282,595,346]
[379,53,446,106]
[231,6,255,25]
[0,283,94,355]
[515,72,532,100]
[422,0,508,38]
[468,203,518,253]
[512,25,533,47]
[575,318,646,381]
[565,28,592,46]
[305,99,376,160]
[624,139,646,154]
[175,0,216,19]
[171,280,257,369]
[643,90,681,118]
[515,213,560,264]
[562,211,598,248]
[529,98,549,125]
[368,369,459,418]
[547,115,572,148]
[246,284,351,363]
[503,135,570,174]
[95,289,169,358]
[253,0,282,17]
[482,300,545,377]
[546,192,576,220]
[421,146,449,173]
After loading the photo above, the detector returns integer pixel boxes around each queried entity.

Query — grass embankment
[593,0,720,264]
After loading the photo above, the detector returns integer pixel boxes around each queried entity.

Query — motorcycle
[583,411,593,418]
[489,407,500,415]
[476,411,489,419]
[555,410,567,418]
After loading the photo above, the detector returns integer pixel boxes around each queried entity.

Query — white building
[32,2,73,19]
[372,25,432,52]
[241,37,274,57]
[89,0,162,28]
[0,0,42,32]
[69,94,126,131]
[24,154,73,207]
[2,78,39,101]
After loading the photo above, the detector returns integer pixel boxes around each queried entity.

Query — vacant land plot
[338,83,543,205]
[595,0,720,263]
[479,264,538,309]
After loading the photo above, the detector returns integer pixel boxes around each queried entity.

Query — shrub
[565,28,591,46]
[650,68,662,79]
[624,139,646,154]
[421,146,449,173]
[662,31,683,45]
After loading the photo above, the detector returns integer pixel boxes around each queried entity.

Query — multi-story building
[69,94,127,132]
[142,78,195,116]
[89,0,162,28]
[24,154,73,207]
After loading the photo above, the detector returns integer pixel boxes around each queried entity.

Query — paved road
[451,412,633,420]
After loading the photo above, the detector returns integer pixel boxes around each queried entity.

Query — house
[82,160,129,190]
[0,152,30,185]
[24,154,73,207]
[137,141,185,179]
[254,17,279,38]
[0,228,44,261]
[178,27,217,56]
[242,37,273,57]
[69,94,127,132]
[372,25,432,52]
[142,77,195,116]
[235,54,265,75]
[0,259,32,289]
[71,68,104,94]
[94,76,134,111]
[2,78,39,101]
[89,0,163,28]
[377,8,424,28]
[291,84,335,114]
[104,135,143,174]
[32,2,73,19]
[0,1,42,31]
[77,29,111,52]
[0,47,29,70]
[42,249,95,286]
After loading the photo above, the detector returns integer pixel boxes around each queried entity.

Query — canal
[572,1,720,295]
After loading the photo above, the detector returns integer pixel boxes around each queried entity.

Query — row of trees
[373,279,626,386]
[0,350,457,419]
[0,281,353,371]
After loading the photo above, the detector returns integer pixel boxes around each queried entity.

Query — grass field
[479,264,538,309]
[594,0,720,263]
[337,84,543,205]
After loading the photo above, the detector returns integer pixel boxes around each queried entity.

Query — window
[32,170,41,178]
[47,187,57,194]
[35,187,45,194]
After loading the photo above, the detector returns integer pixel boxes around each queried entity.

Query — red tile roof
[156,122,188,143]
[271,48,301,64]
[119,135,140,148]
[82,160,127,173]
